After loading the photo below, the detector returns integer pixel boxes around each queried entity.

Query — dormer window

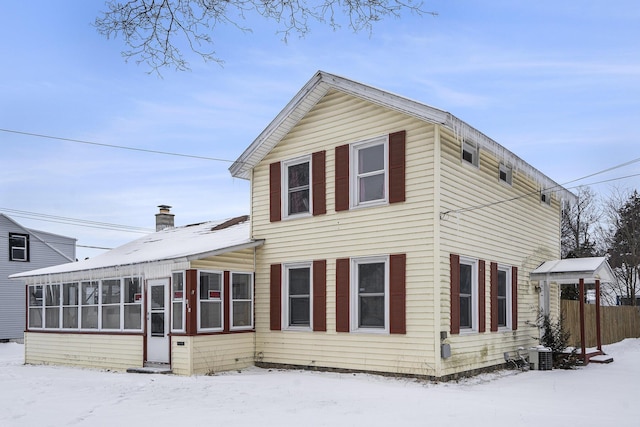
[462,140,479,167]
[9,233,29,261]
[499,163,512,185]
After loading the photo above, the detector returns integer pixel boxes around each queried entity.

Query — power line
[441,157,640,218]
[0,207,153,233]
[0,128,234,163]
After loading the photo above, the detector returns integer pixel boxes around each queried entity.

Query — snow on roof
[530,257,615,283]
[10,215,262,279]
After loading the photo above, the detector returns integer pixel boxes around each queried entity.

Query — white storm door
[147,278,170,363]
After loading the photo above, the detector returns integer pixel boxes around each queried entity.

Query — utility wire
[0,128,234,163]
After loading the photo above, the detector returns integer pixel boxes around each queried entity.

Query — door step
[127,363,172,374]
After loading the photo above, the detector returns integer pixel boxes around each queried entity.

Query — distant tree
[605,189,640,306]
[95,0,435,73]
[561,186,601,259]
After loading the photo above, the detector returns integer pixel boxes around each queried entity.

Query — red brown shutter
[478,260,486,333]
[312,151,326,216]
[336,258,350,332]
[450,254,460,335]
[313,260,327,332]
[389,253,406,334]
[389,130,406,204]
[185,269,198,336]
[335,145,350,212]
[490,262,498,332]
[269,162,282,222]
[512,266,518,331]
[223,271,230,332]
[270,264,282,331]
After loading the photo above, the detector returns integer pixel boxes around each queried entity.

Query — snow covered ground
[1,340,637,426]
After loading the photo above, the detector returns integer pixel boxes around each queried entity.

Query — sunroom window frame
[197,270,224,332]
[230,271,254,331]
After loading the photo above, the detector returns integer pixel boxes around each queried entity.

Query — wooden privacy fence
[562,300,640,348]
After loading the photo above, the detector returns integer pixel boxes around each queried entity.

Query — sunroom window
[199,271,223,331]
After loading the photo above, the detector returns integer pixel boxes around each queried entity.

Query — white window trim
[9,233,28,261]
[499,163,513,186]
[497,265,513,331]
[459,256,479,334]
[28,277,144,332]
[197,270,224,332]
[230,271,254,331]
[350,136,389,209]
[461,140,480,168]
[282,262,313,331]
[171,271,186,333]
[281,155,312,220]
[350,255,389,334]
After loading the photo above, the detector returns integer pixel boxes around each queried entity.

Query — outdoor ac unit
[529,347,553,371]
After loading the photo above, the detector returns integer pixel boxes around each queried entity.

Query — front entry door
[147,278,170,364]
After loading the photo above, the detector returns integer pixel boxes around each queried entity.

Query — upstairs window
[9,233,29,261]
[499,163,512,185]
[462,140,479,168]
[283,157,311,218]
[351,138,388,207]
[541,190,551,205]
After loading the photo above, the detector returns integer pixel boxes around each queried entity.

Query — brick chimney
[155,205,175,231]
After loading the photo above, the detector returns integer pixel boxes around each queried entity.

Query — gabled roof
[530,257,616,284]
[0,213,75,263]
[230,70,575,202]
[10,215,262,279]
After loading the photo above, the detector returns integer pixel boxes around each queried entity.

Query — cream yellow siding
[190,248,254,271]
[24,332,143,371]
[437,127,561,377]
[171,333,255,376]
[251,90,440,376]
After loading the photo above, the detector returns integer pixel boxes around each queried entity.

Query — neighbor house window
[351,137,388,207]
[81,281,99,329]
[9,233,29,261]
[231,272,253,330]
[199,271,223,331]
[459,258,478,331]
[62,282,79,329]
[351,256,389,332]
[499,163,512,185]
[283,263,312,329]
[283,156,311,218]
[171,271,185,332]
[497,266,512,329]
[123,277,142,330]
[28,285,43,328]
[462,140,479,167]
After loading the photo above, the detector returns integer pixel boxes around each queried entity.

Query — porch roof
[10,215,262,279]
[530,256,615,284]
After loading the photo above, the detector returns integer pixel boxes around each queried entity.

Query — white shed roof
[10,216,262,279]
[230,70,575,203]
[530,257,615,284]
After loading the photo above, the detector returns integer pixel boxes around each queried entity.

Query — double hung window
[199,271,223,331]
[283,157,311,218]
[497,266,512,329]
[9,233,29,261]
[351,138,388,207]
[231,273,253,329]
[351,256,388,332]
[171,272,186,332]
[459,258,478,332]
[283,264,312,329]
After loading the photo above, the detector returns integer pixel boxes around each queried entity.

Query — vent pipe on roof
[155,205,175,231]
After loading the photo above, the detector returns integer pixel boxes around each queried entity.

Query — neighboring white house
[1,213,76,341]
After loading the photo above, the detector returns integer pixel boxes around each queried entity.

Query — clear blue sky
[1,1,639,259]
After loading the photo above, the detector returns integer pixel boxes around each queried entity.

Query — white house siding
[1,216,75,341]
[24,332,142,370]
[252,90,441,377]
[437,127,562,377]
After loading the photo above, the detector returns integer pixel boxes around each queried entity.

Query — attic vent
[211,215,249,231]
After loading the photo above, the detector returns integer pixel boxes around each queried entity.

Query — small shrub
[538,313,580,369]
